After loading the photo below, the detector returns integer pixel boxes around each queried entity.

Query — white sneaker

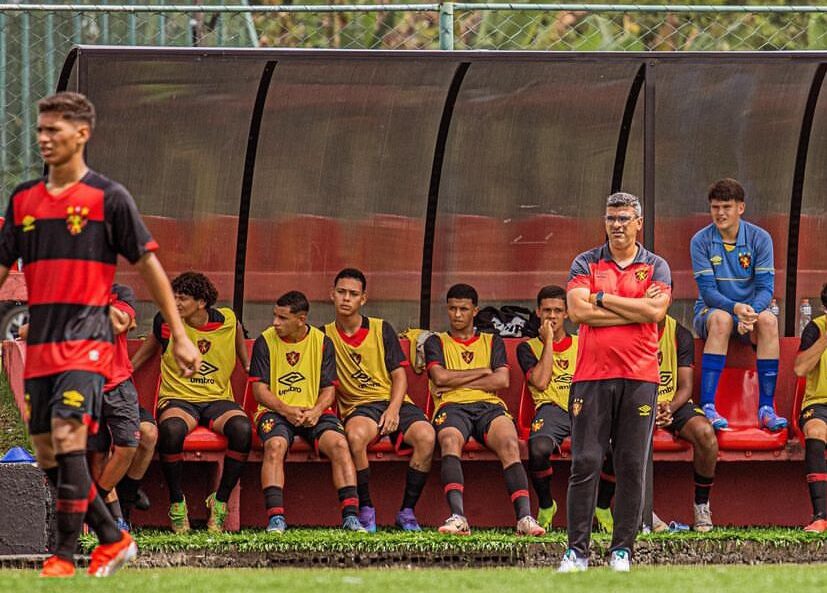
[694,502,713,533]
[609,549,631,572]
[557,548,588,573]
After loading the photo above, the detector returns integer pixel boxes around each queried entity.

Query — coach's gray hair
[606,192,642,218]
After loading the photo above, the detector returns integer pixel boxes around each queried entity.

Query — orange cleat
[39,555,75,578]
[87,530,138,577]
[804,518,827,533]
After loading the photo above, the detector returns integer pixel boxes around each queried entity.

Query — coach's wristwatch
[595,291,605,308]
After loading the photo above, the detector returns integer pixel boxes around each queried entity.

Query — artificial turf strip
[79,527,827,554]
[4,566,827,593]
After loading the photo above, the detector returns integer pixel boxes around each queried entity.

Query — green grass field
[3,565,827,593]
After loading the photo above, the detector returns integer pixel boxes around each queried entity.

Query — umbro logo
[278,371,305,387]
[199,361,219,376]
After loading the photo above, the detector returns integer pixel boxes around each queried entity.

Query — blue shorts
[693,307,749,342]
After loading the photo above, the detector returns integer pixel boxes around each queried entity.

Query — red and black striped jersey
[0,170,157,379]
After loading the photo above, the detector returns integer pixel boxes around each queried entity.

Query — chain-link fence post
[440,2,454,50]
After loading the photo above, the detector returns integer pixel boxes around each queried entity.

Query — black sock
[54,452,90,562]
[356,468,373,508]
[806,438,827,519]
[504,462,531,520]
[693,472,714,505]
[528,436,555,509]
[85,487,122,544]
[530,466,554,509]
[338,486,358,519]
[401,467,429,511]
[159,417,188,503]
[160,454,184,503]
[597,470,616,509]
[106,499,124,521]
[441,455,464,516]
[116,476,140,520]
[263,485,284,517]
[44,466,59,488]
[216,452,248,503]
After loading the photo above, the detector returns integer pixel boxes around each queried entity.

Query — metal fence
[3,3,827,197]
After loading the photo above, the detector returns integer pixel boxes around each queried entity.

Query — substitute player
[425,283,545,537]
[691,178,786,431]
[325,268,435,532]
[794,283,827,533]
[0,92,200,577]
[560,192,671,573]
[132,272,251,533]
[252,291,365,533]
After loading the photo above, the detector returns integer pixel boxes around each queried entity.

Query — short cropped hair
[606,192,642,218]
[334,268,366,291]
[447,283,478,306]
[171,272,218,308]
[38,92,96,129]
[536,285,566,308]
[821,283,827,310]
[277,290,310,314]
[708,178,745,203]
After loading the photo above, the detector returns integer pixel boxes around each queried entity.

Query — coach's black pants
[566,379,656,558]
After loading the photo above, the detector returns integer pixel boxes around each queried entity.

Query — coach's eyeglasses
[604,215,638,226]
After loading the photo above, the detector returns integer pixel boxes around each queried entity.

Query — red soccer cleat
[39,555,75,578]
[87,530,138,577]
[804,518,827,533]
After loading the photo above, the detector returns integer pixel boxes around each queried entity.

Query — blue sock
[756,358,779,409]
[700,354,726,407]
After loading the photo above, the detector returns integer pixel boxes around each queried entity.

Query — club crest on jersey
[556,358,569,370]
[738,252,752,270]
[22,215,35,232]
[571,398,583,417]
[461,351,474,364]
[197,339,211,355]
[349,352,362,365]
[66,205,89,235]
[635,269,649,282]
[286,351,300,366]
[804,408,815,419]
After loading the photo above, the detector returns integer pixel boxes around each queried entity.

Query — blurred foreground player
[0,92,200,577]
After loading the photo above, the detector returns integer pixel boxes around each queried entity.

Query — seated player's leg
[395,407,435,531]
[259,413,293,534]
[207,404,252,532]
[485,412,544,536]
[527,403,569,529]
[51,372,135,578]
[117,409,157,524]
[315,415,363,532]
[344,408,381,532]
[434,405,471,534]
[674,406,717,532]
[752,311,786,431]
[697,309,733,430]
[801,406,827,532]
[156,401,198,533]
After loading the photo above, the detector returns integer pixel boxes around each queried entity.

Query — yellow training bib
[430,332,505,414]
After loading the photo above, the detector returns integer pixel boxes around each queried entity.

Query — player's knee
[528,437,554,467]
[345,427,370,451]
[263,438,287,462]
[707,311,733,336]
[755,311,779,337]
[412,423,436,452]
[438,431,464,454]
[139,422,159,450]
[224,415,252,453]
[158,417,188,453]
[697,424,719,455]
[804,420,827,442]
[328,435,351,461]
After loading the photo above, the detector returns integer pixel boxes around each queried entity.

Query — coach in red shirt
[558,192,671,573]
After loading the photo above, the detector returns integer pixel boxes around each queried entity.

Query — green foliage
[0,372,30,454]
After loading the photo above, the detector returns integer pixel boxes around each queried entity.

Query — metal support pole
[0,12,6,175]
[439,2,454,50]
[21,12,31,177]
[45,13,54,91]
[643,60,655,251]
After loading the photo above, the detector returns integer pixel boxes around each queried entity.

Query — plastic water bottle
[769,298,780,317]
[800,298,813,335]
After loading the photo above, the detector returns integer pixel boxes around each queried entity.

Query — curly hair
[171,272,218,308]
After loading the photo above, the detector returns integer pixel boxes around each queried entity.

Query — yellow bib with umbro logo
[527,335,577,411]
[325,317,412,418]
[804,316,827,410]
[430,332,505,413]
[257,325,324,412]
[158,307,236,404]
[657,315,678,404]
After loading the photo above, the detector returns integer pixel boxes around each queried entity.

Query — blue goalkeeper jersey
[690,220,775,317]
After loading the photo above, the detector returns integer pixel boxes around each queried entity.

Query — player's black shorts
[257,411,344,454]
[800,404,827,431]
[529,403,571,449]
[156,397,243,428]
[345,400,429,454]
[87,378,141,451]
[665,400,707,434]
[432,402,510,445]
[25,371,104,436]
[139,405,156,425]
